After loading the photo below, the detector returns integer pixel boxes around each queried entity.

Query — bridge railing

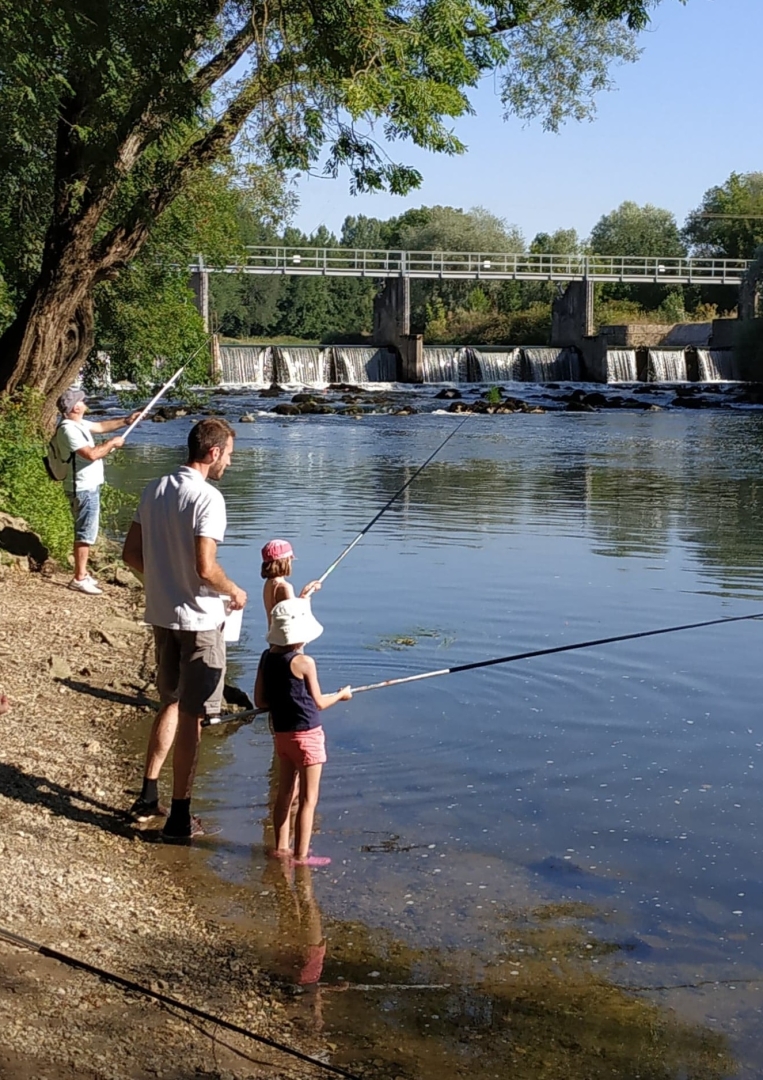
[198,247,751,284]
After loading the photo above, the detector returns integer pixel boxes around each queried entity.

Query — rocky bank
[0,561,336,1080]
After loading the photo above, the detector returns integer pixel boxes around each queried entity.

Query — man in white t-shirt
[55,388,141,595]
[122,417,247,843]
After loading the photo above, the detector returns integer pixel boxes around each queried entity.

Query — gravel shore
[0,563,328,1080]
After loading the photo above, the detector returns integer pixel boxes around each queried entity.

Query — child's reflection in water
[263,856,347,1030]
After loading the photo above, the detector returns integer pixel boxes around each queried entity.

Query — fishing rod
[202,610,763,727]
[123,365,186,438]
[122,333,215,439]
[0,925,361,1080]
[315,415,470,585]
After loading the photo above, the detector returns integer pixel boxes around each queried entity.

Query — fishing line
[316,415,470,585]
[203,611,763,727]
[0,925,361,1080]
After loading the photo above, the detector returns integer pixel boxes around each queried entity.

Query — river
[109,389,763,1079]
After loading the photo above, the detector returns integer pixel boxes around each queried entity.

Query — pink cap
[261,539,294,561]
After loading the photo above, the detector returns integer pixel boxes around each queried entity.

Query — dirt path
[0,564,330,1080]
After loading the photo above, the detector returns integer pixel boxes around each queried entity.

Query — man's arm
[122,522,144,573]
[195,536,247,609]
[89,411,142,434]
[75,436,125,461]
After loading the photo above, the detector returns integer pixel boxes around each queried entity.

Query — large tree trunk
[0,255,96,429]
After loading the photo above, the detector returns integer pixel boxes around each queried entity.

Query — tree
[683,172,763,259]
[0,0,674,414]
[589,200,686,312]
[589,201,685,258]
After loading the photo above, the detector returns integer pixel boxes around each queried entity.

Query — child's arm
[292,654,352,710]
[254,653,269,710]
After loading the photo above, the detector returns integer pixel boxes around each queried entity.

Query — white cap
[267,598,323,646]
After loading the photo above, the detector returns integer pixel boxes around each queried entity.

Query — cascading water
[333,347,397,382]
[523,347,581,382]
[471,348,522,382]
[697,348,738,381]
[219,346,273,384]
[421,347,460,382]
[647,349,687,382]
[606,349,638,383]
[274,347,329,384]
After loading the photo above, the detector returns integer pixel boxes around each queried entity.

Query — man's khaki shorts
[153,626,225,718]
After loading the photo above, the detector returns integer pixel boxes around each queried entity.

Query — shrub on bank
[0,391,73,563]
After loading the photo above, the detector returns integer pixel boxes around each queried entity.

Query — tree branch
[91,56,296,276]
[192,19,258,97]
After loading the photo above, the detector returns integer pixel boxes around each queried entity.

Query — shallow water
[111,398,763,1077]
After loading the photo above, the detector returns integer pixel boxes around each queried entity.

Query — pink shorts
[274,726,327,768]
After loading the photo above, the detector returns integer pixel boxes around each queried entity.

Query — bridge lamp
[292,254,302,265]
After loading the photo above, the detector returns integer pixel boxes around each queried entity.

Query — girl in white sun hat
[254,597,352,866]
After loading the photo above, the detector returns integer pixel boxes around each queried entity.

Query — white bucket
[223,604,243,643]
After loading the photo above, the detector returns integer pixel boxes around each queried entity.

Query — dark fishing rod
[0,925,361,1080]
[203,610,763,727]
[315,415,470,585]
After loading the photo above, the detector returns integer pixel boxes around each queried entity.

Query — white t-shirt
[56,419,104,492]
[135,465,228,631]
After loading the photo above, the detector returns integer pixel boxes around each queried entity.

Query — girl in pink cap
[261,539,321,623]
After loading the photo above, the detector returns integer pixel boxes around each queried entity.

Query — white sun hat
[267,598,323,647]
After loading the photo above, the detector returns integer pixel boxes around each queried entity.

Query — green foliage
[95,265,208,387]
[684,172,763,259]
[590,201,686,258]
[590,200,687,311]
[0,391,73,562]
[485,386,503,403]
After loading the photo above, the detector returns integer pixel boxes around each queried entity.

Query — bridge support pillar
[373,276,410,341]
[551,278,595,346]
[373,277,423,379]
[190,257,210,332]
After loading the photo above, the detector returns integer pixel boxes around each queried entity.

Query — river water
[111,392,763,1079]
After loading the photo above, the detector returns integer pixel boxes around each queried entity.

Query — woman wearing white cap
[254,597,352,866]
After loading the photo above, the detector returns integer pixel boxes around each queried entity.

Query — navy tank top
[261,648,321,733]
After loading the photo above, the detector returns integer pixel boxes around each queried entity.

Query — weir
[524,347,581,382]
[606,349,639,383]
[218,344,397,385]
[218,340,740,386]
[472,348,522,382]
[697,348,738,381]
[334,346,397,382]
[647,349,687,381]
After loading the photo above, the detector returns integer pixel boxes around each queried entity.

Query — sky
[290,0,762,244]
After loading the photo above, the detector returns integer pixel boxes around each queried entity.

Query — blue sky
[290,0,761,244]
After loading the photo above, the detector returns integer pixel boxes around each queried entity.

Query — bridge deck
[195,247,751,286]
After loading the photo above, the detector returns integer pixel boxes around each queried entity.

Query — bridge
[189,246,757,383]
[192,247,751,285]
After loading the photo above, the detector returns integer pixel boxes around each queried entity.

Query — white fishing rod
[122,334,214,438]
